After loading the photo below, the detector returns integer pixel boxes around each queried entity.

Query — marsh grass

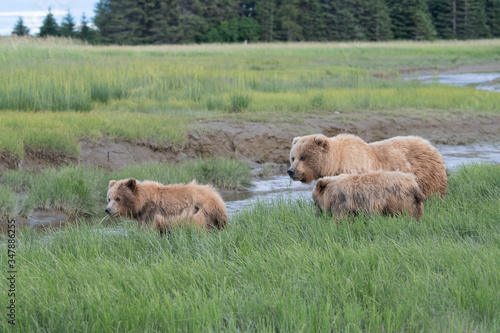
[0,111,188,158]
[1,163,499,332]
[1,158,252,217]
[0,184,16,217]
[230,93,252,112]
[1,38,500,157]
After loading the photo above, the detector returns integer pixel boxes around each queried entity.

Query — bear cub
[105,178,228,234]
[312,171,424,222]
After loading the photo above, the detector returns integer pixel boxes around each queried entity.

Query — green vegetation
[2,163,498,331]
[0,184,16,217]
[0,38,499,157]
[1,158,252,217]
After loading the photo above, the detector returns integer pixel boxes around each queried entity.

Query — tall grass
[1,37,500,113]
[0,111,188,158]
[1,38,500,157]
[1,157,252,217]
[0,184,16,217]
[1,163,499,332]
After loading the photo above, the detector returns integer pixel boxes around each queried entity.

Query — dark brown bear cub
[105,178,228,234]
[312,171,424,222]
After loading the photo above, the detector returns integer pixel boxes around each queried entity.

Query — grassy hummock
[2,163,499,332]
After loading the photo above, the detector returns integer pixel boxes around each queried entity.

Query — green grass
[1,163,498,332]
[0,184,16,217]
[1,38,500,157]
[1,157,252,217]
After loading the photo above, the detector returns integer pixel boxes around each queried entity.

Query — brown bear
[312,171,424,222]
[105,178,228,234]
[288,134,447,197]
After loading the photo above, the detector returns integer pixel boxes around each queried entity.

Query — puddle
[413,72,500,92]
[437,143,500,170]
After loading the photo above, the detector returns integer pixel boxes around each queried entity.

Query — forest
[12,0,500,44]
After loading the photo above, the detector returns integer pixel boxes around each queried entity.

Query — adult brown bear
[288,134,447,198]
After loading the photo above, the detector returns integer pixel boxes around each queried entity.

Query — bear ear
[316,178,328,192]
[125,178,137,192]
[314,135,328,149]
[291,136,302,147]
[109,180,116,188]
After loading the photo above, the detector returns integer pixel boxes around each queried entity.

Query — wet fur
[312,171,424,222]
[106,178,228,233]
[289,133,447,197]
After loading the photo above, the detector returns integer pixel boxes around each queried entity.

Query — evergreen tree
[12,17,30,36]
[277,0,303,41]
[297,0,327,41]
[257,0,277,41]
[455,0,490,39]
[149,0,180,44]
[39,9,60,37]
[427,0,454,39]
[387,0,436,39]
[485,0,500,37]
[78,13,96,43]
[357,0,393,41]
[60,11,76,37]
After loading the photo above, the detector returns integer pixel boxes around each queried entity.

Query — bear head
[105,178,140,218]
[287,134,330,183]
[312,177,332,215]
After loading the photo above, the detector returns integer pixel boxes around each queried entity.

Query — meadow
[1,37,500,158]
[1,163,499,332]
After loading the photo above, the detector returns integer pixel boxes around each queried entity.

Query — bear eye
[115,197,121,202]
[291,157,295,162]
[300,156,306,161]
[108,198,110,203]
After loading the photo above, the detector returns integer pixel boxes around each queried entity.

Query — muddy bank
[77,114,500,168]
[1,114,499,172]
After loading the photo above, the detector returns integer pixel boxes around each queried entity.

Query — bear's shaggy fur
[288,133,447,197]
[312,171,424,222]
[105,178,228,233]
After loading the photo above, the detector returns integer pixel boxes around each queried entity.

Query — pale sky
[0,0,96,35]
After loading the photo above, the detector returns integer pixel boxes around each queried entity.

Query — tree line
[12,11,96,42]
[12,0,500,44]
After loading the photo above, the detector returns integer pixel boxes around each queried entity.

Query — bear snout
[287,169,295,177]
[105,208,111,215]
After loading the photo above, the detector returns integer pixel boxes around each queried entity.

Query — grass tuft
[230,93,252,112]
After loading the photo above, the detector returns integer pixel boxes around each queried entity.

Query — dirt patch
[399,62,500,76]
[1,114,499,173]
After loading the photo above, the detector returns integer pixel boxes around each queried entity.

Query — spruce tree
[427,0,454,39]
[149,0,180,44]
[12,17,30,36]
[485,0,500,37]
[357,0,393,41]
[456,0,490,39]
[60,11,76,37]
[39,9,60,37]
[257,0,277,41]
[276,0,303,41]
[78,13,95,42]
[298,0,327,41]
[387,0,436,39]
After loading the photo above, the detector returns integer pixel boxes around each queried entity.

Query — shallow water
[415,72,500,92]
[225,143,500,216]
[4,142,500,230]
